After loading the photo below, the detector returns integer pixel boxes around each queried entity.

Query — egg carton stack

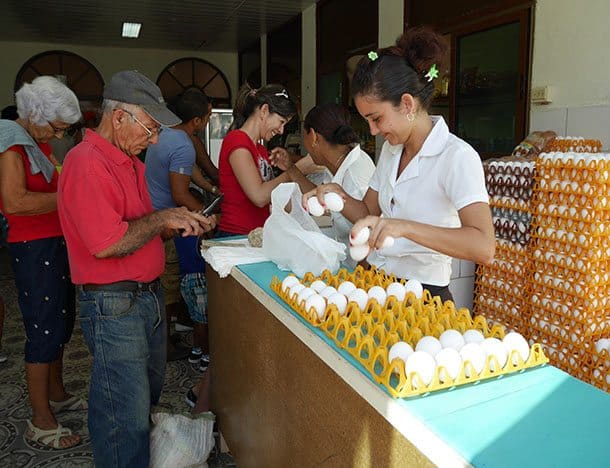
[528,146,610,385]
[474,158,535,333]
[272,267,548,398]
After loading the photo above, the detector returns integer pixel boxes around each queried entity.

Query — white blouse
[367,116,489,286]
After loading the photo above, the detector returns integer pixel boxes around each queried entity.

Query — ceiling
[1,0,316,51]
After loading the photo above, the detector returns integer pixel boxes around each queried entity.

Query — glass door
[453,10,531,158]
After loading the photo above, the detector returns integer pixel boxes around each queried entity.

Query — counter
[206,261,610,467]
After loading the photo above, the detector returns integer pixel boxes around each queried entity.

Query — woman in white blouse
[303,27,494,301]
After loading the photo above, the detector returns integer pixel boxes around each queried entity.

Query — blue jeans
[78,287,166,468]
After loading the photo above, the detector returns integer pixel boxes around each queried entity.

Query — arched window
[157,58,231,108]
[14,50,104,103]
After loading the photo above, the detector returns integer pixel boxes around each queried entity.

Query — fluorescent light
[122,22,142,38]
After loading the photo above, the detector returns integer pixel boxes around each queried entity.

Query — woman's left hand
[269,147,293,171]
[351,216,408,249]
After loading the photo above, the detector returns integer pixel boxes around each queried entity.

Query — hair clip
[424,64,439,82]
[367,51,379,61]
[274,89,289,99]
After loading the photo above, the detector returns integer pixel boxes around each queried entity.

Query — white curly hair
[15,76,81,126]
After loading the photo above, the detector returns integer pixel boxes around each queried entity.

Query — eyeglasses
[121,109,161,140]
[47,121,71,137]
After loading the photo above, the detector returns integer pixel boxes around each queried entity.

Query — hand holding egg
[349,226,395,261]
[302,184,347,216]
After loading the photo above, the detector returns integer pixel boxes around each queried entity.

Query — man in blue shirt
[145,89,214,366]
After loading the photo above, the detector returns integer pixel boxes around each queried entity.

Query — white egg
[481,337,508,371]
[305,294,327,320]
[404,279,424,299]
[319,286,338,299]
[349,244,370,261]
[337,281,357,296]
[388,341,414,371]
[367,285,387,306]
[386,282,406,301]
[281,275,299,293]
[503,332,530,365]
[306,196,325,217]
[324,192,344,212]
[463,329,485,344]
[405,351,437,387]
[347,288,369,311]
[439,329,465,351]
[297,287,316,304]
[350,227,370,246]
[435,347,463,382]
[310,280,327,293]
[327,293,348,315]
[415,336,443,357]
[595,338,610,354]
[459,343,487,377]
[288,283,305,299]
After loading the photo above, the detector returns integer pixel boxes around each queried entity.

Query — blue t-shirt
[145,128,195,210]
[174,235,205,275]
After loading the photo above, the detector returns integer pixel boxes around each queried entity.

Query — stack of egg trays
[527,152,610,383]
[475,157,536,333]
[270,267,549,398]
[474,238,531,333]
[590,347,610,392]
[543,136,602,154]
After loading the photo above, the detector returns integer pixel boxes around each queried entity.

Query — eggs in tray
[272,268,549,398]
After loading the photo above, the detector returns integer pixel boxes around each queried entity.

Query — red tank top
[0,143,62,242]
[218,130,274,234]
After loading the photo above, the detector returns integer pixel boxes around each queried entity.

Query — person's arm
[169,171,205,212]
[190,165,219,195]
[352,202,495,264]
[0,150,56,215]
[190,134,218,184]
[95,207,215,258]
[229,149,309,208]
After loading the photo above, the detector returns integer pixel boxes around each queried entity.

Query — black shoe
[185,387,198,408]
[198,354,210,372]
[188,349,203,364]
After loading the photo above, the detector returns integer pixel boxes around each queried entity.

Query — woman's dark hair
[352,26,447,110]
[304,103,359,146]
[169,88,211,123]
[230,83,297,130]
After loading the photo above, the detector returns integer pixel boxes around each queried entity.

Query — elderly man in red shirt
[58,70,215,468]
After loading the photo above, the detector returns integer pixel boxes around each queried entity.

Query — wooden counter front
[207,269,436,467]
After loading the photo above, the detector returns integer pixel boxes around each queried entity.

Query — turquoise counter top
[237,261,610,468]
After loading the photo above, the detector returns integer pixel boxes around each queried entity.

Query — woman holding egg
[217,84,311,236]
[303,27,494,301]
[273,103,376,266]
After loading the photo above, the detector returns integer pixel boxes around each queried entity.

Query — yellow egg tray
[271,267,549,398]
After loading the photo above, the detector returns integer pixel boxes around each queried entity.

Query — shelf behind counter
[206,261,610,468]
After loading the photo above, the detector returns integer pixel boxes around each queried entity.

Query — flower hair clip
[424,64,439,82]
[274,89,289,99]
[367,51,379,61]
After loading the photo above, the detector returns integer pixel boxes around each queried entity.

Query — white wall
[530,0,610,147]
[0,40,238,107]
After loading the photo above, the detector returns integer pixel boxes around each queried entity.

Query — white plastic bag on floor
[150,412,215,468]
[263,183,346,277]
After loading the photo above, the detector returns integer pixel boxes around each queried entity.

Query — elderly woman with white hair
[0,76,83,449]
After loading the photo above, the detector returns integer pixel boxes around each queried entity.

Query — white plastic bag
[263,183,346,277]
[149,412,215,468]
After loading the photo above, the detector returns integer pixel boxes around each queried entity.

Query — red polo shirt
[58,129,164,284]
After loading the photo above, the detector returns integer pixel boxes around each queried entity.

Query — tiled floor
[0,249,235,467]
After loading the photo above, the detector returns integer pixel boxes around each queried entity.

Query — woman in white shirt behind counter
[303,27,495,301]
[271,103,375,267]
